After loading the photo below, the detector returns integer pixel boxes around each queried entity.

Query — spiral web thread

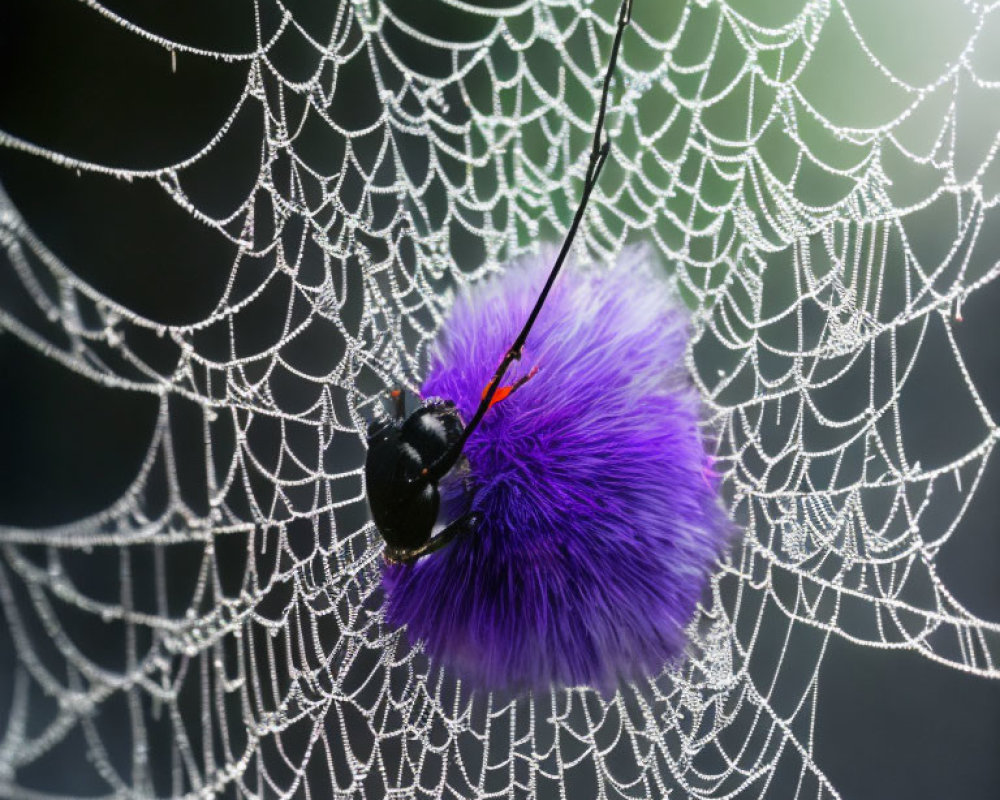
[1,0,999,796]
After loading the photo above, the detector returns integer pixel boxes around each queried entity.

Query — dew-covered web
[1,0,999,797]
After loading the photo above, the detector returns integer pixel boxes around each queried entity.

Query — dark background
[0,0,999,797]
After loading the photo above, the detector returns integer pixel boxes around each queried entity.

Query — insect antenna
[464,0,633,439]
[410,0,633,487]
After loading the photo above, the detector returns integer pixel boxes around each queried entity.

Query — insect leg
[385,512,482,565]
[390,388,405,420]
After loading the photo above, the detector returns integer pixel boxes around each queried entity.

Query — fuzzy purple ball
[381,248,731,693]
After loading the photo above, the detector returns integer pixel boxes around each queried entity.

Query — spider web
[1,0,999,797]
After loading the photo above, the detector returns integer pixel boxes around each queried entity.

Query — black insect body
[364,0,633,565]
[365,396,481,565]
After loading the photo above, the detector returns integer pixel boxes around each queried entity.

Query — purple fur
[382,248,731,693]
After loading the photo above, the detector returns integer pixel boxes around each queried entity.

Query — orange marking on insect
[485,385,514,409]
[390,389,402,398]
[481,365,540,409]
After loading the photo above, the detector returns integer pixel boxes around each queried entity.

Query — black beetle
[364,393,481,565]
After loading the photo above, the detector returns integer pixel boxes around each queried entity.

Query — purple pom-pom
[382,248,731,693]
